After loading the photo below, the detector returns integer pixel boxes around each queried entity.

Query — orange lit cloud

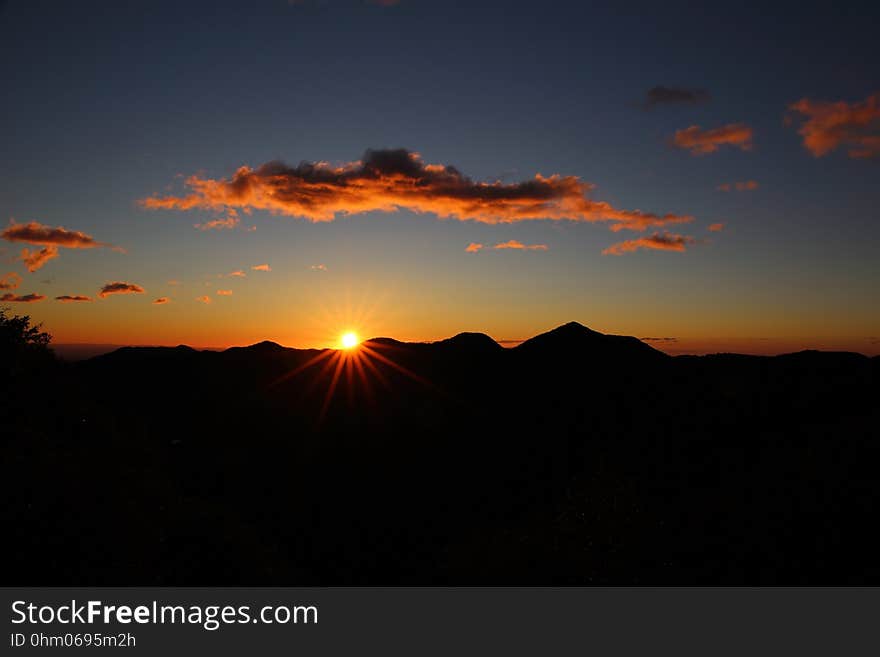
[98,282,145,298]
[2,220,108,249]
[153,297,170,304]
[707,223,725,232]
[495,239,548,251]
[2,220,122,271]
[196,209,240,231]
[717,180,758,192]
[466,240,549,253]
[1,292,45,303]
[216,289,233,296]
[602,231,697,255]
[787,93,880,158]
[139,149,693,233]
[0,272,22,290]
[672,124,753,155]
[20,246,59,272]
[55,295,92,303]
[310,264,328,271]
[196,295,212,304]
[228,270,246,277]
[252,263,271,271]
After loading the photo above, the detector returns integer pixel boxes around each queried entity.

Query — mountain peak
[434,332,502,352]
[515,321,666,362]
[226,340,285,353]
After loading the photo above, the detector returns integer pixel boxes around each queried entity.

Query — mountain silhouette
[2,322,878,585]
[515,320,667,363]
[432,331,504,354]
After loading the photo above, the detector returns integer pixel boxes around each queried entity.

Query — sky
[1,0,878,354]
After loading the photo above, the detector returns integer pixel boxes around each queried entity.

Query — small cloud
[672,123,753,155]
[310,264,328,271]
[167,279,181,286]
[195,209,240,231]
[717,180,758,192]
[603,231,697,255]
[252,264,271,271]
[55,295,92,303]
[643,85,710,109]
[153,297,170,305]
[2,220,122,271]
[640,336,678,342]
[466,240,548,253]
[1,292,45,303]
[216,289,233,296]
[20,246,59,272]
[493,239,548,251]
[787,92,880,158]
[196,295,212,304]
[228,270,247,277]
[0,272,22,290]
[707,223,725,232]
[98,281,145,298]
[2,220,109,249]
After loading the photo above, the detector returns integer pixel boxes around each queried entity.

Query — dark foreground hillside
[3,321,879,584]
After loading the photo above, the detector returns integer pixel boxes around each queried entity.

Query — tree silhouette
[0,307,53,379]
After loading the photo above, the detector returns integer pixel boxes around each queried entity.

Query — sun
[340,331,360,349]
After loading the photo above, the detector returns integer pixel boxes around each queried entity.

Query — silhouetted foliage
[0,307,53,375]
[2,322,878,584]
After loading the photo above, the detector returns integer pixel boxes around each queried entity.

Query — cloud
[153,297,170,304]
[195,209,240,231]
[602,231,697,255]
[252,264,271,271]
[644,85,710,109]
[228,270,247,277]
[787,92,880,158]
[310,264,328,271]
[55,295,92,303]
[216,289,233,296]
[20,247,58,273]
[0,272,21,290]
[1,292,45,303]
[1,220,109,249]
[167,279,181,285]
[707,223,725,232]
[640,336,678,343]
[494,239,548,251]
[20,246,59,272]
[466,240,549,253]
[672,124,753,155]
[717,180,758,192]
[196,295,212,304]
[98,282,145,298]
[2,220,122,271]
[139,148,693,233]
